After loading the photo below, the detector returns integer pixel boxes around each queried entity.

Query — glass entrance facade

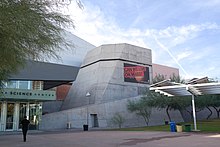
[29,103,42,130]
[0,80,55,132]
[6,103,14,130]
[19,103,27,129]
[0,102,42,131]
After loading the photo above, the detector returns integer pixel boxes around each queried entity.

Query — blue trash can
[170,121,176,132]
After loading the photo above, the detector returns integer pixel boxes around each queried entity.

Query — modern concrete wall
[180,107,218,122]
[81,43,152,67]
[61,43,152,110]
[42,101,63,114]
[40,96,183,130]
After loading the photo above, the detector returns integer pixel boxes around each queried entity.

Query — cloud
[189,0,220,8]
[62,1,220,78]
[150,23,220,48]
[64,2,220,46]
[176,50,192,61]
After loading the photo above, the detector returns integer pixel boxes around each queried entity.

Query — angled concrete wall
[40,96,183,130]
[61,43,152,110]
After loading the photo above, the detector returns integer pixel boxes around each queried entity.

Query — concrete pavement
[0,130,220,147]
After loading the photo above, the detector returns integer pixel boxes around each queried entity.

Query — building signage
[124,63,150,84]
[0,88,56,101]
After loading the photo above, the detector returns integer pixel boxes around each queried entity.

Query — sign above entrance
[0,88,56,101]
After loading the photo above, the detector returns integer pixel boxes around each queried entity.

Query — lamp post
[84,92,91,130]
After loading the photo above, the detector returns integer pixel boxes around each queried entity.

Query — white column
[26,102,30,120]
[13,102,20,131]
[191,95,197,131]
[28,81,31,89]
[1,102,7,131]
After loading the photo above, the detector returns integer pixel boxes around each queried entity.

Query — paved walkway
[1,130,220,147]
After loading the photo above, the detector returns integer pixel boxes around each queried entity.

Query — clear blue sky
[64,0,220,80]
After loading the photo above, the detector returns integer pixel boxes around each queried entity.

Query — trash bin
[83,124,88,131]
[67,122,71,129]
[176,125,183,132]
[169,121,176,132]
[184,124,191,132]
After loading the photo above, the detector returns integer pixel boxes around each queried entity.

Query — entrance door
[29,103,42,130]
[19,103,27,129]
[90,114,99,127]
[6,103,15,130]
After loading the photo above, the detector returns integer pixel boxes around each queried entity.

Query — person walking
[21,116,30,142]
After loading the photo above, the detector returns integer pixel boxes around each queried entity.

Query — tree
[209,95,220,118]
[0,0,74,86]
[194,95,212,119]
[153,74,166,83]
[169,73,185,83]
[148,74,190,121]
[111,112,125,128]
[151,74,220,122]
[127,97,152,125]
[145,91,188,122]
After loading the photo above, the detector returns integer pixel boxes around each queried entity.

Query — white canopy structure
[150,77,220,131]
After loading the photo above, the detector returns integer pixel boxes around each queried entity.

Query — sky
[61,0,220,80]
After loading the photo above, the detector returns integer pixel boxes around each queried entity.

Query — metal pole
[86,92,91,126]
[191,95,197,131]
[86,106,88,125]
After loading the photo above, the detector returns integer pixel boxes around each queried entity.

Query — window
[4,80,32,89]
[18,81,29,89]
[6,81,17,88]
[32,81,43,90]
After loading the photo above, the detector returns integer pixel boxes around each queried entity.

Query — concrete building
[62,43,152,110]
[152,63,179,79]
[0,61,79,132]
[0,32,95,132]
[0,28,183,131]
[50,31,96,67]
[40,43,183,130]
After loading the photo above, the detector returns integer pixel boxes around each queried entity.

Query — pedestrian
[21,116,30,142]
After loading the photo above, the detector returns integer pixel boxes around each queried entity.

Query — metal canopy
[150,77,220,131]
[150,81,220,96]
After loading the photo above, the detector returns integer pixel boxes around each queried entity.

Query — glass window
[5,80,33,89]
[19,103,27,129]
[18,81,29,89]
[32,81,43,90]
[29,103,42,130]
[6,81,17,88]
[6,103,15,130]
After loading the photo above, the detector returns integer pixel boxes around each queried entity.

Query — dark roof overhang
[8,60,80,89]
